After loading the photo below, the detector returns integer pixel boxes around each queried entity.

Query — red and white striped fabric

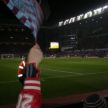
[2,0,44,40]
[24,78,41,94]
[16,78,41,108]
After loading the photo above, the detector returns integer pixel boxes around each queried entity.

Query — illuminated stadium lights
[58,5,108,27]
[77,14,83,21]
[83,11,92,19]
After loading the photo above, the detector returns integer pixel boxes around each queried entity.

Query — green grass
[0,57,108,105]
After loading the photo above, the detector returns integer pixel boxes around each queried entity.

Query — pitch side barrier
[43,97,108,108]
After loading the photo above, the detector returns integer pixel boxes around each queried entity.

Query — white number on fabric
[16,94,33,108]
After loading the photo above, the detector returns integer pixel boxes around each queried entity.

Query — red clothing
[17,60,26,78]
[16,78,41,108]
[16,63,41,108]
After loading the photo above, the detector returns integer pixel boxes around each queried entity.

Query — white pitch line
[43,68,107,76]
[44,71,106,79]
[42,68,83,75]
[46,74,77,79]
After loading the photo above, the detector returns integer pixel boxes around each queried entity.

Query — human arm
[16,43,43,108]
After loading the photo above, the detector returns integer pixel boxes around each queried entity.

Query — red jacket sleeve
[16,78,41,108]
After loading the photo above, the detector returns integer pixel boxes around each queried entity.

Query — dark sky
[0,0,107,25]
[47,0,107,23]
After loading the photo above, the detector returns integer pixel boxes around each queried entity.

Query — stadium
[0,0,108,108]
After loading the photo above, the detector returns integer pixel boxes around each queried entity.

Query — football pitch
[0,57,108,105]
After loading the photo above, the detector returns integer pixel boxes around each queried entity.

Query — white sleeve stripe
[24,86,40,90]
[18,74,23,77]
[24,80,40,84]
[19,66,24,69]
